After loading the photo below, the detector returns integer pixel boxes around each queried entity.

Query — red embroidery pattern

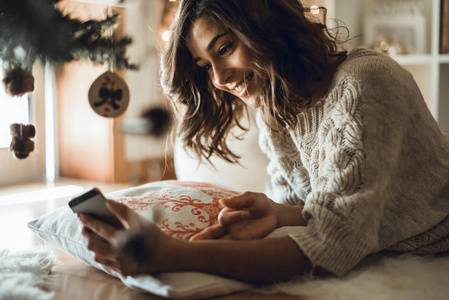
[115,181,239,240]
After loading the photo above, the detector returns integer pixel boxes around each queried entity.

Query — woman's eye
[202,63,211,71]
[219,43,233,55]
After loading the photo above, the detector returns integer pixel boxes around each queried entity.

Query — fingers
[81,223,139,276]
[81,226,113,257]
[220,192,258,209]
[189,224,226,241]
[222,226,253,240]
[93,255,120,271]
[106,200,140,229]
[106,200,128,217]
[218,209,250,226]
[78,213,118,244]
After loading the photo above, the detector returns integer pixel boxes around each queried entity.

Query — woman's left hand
[190,192,278,241]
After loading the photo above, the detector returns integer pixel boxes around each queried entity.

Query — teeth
[235,73,253,93]
[235,82,245,93]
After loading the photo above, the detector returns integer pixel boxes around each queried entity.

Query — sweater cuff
[270,183,301,205]
[287,206,373,276]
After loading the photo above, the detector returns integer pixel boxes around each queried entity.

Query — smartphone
[69,187,124,229]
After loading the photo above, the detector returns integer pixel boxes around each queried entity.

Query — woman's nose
[212,64,230,88]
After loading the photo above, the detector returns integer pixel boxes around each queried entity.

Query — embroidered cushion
[113,181,239,240]
[27,180,252,299]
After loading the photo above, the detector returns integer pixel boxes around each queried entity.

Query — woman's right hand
[190,192,279,241]
[79,200,178,277]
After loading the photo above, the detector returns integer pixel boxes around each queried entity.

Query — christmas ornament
[9,123,36,159]
[0,0,137,97]
[88,71,129,118]
[2,68,34,97]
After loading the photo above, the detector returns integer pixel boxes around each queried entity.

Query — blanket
[0,247,55,300]
[268,254,449,300]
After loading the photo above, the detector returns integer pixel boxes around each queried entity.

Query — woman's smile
[234,72,254,95]
[186,18,260,108]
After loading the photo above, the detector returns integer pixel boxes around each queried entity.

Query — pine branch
[0,0,138,71]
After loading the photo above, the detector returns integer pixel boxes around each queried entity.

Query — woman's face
[186,18,260,108]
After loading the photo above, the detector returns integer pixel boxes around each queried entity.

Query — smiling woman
[186,19,261,109]
[161,0,346,165]
[79,0,449,287]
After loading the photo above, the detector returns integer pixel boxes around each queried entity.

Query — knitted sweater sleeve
[259,51,449,276]
[286,75,374,277]
[287,54,449,276]
[256,114,309,205]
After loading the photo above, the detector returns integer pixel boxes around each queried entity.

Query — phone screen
[69,188,123,229]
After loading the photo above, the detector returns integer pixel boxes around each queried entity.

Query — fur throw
[0,247,55,300]
[270,254,449,300]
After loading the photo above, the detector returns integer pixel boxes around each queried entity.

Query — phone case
[69,187,123,228]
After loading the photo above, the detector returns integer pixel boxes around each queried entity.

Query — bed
[3,120,449,300]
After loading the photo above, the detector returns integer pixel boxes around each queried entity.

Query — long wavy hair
[161,0,347,164]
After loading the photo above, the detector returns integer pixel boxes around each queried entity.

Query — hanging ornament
[9,123,36,159]
[0,0,138,98]
[2,67,35,97]
[87,5,130,119]
[88,71,130,118]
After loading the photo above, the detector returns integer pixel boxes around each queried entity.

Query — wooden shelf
[439,54,449,64]
[390,54,435,65]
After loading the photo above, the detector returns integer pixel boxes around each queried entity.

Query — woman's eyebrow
[206,32,230,51]
[193,32,231,64]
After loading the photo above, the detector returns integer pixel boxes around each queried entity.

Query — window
[0,63,46,186]
[0,90,30,148]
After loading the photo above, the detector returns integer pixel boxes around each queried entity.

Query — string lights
[310,5,320,15]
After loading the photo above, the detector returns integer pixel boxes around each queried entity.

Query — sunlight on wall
[0,88,29,148]
[0,185,84,206]
[1,209,35,252]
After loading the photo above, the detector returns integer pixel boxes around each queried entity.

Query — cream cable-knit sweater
[257,48,449,276]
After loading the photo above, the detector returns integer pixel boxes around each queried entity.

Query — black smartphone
[69,187,124,229]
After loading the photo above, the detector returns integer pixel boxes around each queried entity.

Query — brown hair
[161,0,347,163]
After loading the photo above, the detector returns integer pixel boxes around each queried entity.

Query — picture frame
[364,14,426,54]
[441,0,449,54]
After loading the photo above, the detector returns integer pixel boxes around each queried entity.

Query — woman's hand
[78,200,171,276]
[190,192,279,241]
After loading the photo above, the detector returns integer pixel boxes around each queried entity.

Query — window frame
[0,62,46,186]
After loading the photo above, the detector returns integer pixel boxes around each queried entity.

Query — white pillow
[27,180,253,299]
[173,110,271,193]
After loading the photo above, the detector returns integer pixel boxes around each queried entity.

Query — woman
[79,0,449,283]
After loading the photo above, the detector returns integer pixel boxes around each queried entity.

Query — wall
[56,0,176,183]
[56,1,128,182]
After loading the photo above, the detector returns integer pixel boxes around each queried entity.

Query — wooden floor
[0,177,134,253]
[0,178,308,300]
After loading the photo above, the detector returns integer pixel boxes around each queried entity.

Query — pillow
[27,180,252,299]
[113,181,239,240]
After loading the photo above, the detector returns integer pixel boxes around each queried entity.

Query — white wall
[123,0,167,161]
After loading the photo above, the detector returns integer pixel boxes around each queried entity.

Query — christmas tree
[0,0,137,96]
